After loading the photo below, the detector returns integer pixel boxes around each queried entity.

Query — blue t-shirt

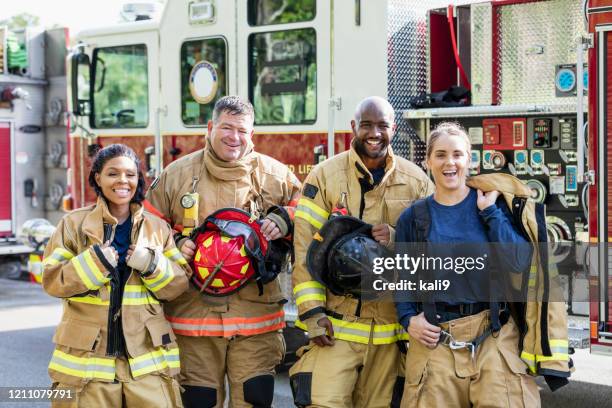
[394,188,532,329]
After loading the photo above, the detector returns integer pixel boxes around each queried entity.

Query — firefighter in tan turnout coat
[43,144,189,407]
[289,96,435,408]
[146,96,301,408]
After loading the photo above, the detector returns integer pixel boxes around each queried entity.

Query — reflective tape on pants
[167,311,285,337]
[49,350,116,381]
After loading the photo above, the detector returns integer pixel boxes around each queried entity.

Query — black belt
[437,304,509,358]
[436,302,489,316]
[418,302,507,324]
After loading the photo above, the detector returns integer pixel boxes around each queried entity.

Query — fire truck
[586,0,612,355]
[66,0,611,354]
[0,26,69,282]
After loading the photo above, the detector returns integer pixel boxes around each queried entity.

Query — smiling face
[426,132,471,193]
[351,100,396,165]
[94,156,138,208]
[208,111,254,162]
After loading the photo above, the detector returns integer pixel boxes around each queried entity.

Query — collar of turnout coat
[80,197,144,245]
[466,173,531,197]
[348,141,397,186]
[203,145,259,182]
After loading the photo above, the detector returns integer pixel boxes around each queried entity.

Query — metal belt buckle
[449,339,472,350]
[438,330,454,346]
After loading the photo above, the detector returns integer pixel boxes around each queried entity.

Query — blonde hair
[426,122,471,159]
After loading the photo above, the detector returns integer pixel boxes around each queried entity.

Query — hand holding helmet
[178,238,196,262]
[307,216,394,300]
[371,223,391,246]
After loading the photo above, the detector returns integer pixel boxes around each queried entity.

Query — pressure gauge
[555,68,576,93]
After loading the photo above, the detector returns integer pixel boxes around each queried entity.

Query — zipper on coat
[103,223,124,357]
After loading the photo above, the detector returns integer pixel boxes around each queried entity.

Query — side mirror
[69,50,91,116]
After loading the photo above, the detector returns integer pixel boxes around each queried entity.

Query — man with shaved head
[290,96,434,407]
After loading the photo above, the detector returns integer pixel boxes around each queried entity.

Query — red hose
[447,5,471,89]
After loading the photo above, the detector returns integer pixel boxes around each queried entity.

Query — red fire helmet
[191,208,268,296]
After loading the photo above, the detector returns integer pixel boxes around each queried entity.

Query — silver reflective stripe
[74,254,105,287]
[294,287,325,297]
[145,258,173,290]
[170,315,284,332]
[296,204,328,226]
[50,355,115,374]
[130,353,165,372]
[123,291,149,299]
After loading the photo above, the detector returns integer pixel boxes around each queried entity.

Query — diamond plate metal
[496,0,587,107]
[471,2,493,106]
[387,0,449,164]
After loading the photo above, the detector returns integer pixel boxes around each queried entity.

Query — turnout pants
[51,356,182,408]
[177,330,285,408]
[400,310,540,408]
[289,334,405,408]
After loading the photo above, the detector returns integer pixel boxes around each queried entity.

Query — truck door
[69,27,159,207]
[588,0,612,355]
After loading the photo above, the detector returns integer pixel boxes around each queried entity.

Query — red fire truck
[586,0,612,354]
[65,0,611,354]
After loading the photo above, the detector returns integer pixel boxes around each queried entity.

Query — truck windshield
[92,44,148,129]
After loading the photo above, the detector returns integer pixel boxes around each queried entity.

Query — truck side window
[181,37,227,126]
[247,0,316,26]
[92,44,148,129]
[248,28,317,125]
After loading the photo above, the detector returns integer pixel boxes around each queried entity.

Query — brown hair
[426,122,471,159]
[212,95,254,124]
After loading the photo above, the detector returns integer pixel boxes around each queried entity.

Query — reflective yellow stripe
[49,350,115,381]
[294,281,326,293]
[122,285,160,305]
[294,281,327,306]
[68,296,110,306]
[164,248,187,265]
[43,248,74,266]
[296,294,326,306]
[71,255,95,289]
[296,317,408,345]
[67,285,160,306]
[297,198,330,219]
[70,250,110,290]
[129,347,180,377]
[142,257,174,292]
[295,199,330,229]
[295,210,325,229]
[83,250,108,283]
[521,346,570,374]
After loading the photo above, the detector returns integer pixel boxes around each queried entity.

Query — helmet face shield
[208,218,263,258]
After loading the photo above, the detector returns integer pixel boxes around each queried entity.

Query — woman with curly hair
[43,144,189,407]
